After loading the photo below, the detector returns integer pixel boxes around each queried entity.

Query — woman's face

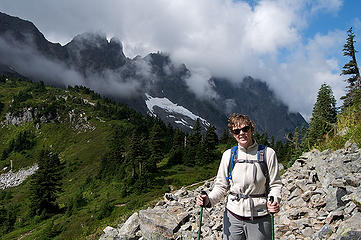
[232,123,253,149]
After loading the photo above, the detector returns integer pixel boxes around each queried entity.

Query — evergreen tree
[341,27,361,107]
[97,126,125,181]
[254,132,269,146]
[168,129,185,166]
[284,127,308,167]
[220,128,230,144]
[270,136,275,149]
[0,204,17,235]
[126,130,150,190]
[149,123,163,171]
[307,83,337,147]
[200,125,220,165]
[188,119,202,147]
[0,100,4,114]
[204,125,218,150]
[183,119,202,166]
[172,128,185,148]
[126,130,143,183]
[30,149,63,216]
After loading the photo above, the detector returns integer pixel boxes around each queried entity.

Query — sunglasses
[232,126,251,135]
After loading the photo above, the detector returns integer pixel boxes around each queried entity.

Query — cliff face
[100,142,361,240]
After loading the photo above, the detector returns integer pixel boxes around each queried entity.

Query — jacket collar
[238,140,258,152]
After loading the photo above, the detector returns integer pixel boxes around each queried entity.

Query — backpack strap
[257,144,270,196]
[226,146,238,180]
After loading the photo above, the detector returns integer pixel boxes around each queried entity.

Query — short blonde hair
[227,113,255,134]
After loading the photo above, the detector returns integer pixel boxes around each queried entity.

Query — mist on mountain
[0,11,307,140]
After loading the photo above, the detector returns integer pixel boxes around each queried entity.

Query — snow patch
[175,119,193,128]
[145,93,209,127]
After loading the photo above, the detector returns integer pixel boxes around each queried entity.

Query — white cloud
[0,0,349,118]
[255,30,346,120]
[353,18,361,32]
[310,0,343,14]
[185,67,219,100]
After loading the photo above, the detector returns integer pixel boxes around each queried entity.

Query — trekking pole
[197,191,207,240]
[269,196,275,240]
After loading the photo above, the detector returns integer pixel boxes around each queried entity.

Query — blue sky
[304,1,361,38]
[0,0,360,120]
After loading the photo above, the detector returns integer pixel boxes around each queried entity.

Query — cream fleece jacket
[208,141,282,217]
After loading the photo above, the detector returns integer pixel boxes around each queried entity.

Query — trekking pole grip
[269,196,275,240]
[198,191,207,240]
[201,191,207,206]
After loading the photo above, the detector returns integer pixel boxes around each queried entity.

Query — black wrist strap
[205,200,211,208]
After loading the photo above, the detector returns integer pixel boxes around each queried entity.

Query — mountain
[0,11,307,140]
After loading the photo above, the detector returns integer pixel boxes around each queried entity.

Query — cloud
[353,18,361,32]
[185,67,219,100]
[0,34,142,98]
[255,30,346,120]
[0,0,350,118]
[309,0,343,14]
[0,35,84,87]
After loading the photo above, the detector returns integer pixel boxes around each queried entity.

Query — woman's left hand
[267,200,280,213]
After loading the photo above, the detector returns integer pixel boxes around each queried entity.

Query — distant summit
[65,33,127,73]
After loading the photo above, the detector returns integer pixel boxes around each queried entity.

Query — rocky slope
[0,164,38,190]
[100,142,361,240]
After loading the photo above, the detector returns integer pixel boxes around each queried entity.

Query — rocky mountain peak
[67,32,109,49]
[65,32,127,73]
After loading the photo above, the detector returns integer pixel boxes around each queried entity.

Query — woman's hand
[196,194,210,207]
[267,200,280,213]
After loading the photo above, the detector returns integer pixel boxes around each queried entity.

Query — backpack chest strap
[234,159,262,164]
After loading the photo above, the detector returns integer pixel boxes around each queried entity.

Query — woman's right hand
[196,194,210,207]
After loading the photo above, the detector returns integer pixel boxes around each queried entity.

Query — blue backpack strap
[257,144,270,195]
[226,146,238,180]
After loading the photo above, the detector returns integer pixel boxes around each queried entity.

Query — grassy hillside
[317,101,361,150]
[0,77,220,239]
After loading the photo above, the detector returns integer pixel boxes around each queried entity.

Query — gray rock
[0,164,38,190]
[99,226,120,240]
[344,202,356,215]
[339,231,361,240]
[118,212,140,239]
[325,209,344,224]
[312,224,332,240]
[336,212,361,239]
[326,187,347,212]
[302,227,314,237]
[139,205,190,239]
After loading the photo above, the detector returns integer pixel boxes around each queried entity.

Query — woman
[196,113,282,240]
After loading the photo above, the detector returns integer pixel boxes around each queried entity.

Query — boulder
[139,205,190,239]
[117,212,140,239]
[99,226,120,240]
